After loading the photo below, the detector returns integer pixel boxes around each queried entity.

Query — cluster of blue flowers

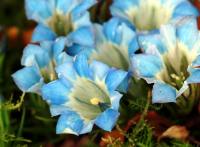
[12,0,200,135]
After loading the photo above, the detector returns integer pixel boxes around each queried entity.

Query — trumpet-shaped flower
[131,17,200,103]
[26,0,96,54]
[89,17,138,70]
[41,53,127,135]
[88,18,138,92]
[111,0,199,32]
[12,38,71,94]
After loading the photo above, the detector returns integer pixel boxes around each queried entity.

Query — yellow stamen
[90,98,101,105]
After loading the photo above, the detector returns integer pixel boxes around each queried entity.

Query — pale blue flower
[131,17,200,103]
[90,17,138,70]
[26,0,96,55]
[12,38,71,94]
[111,0,199,32]
[88,17,138,92]
[41,53,128,135]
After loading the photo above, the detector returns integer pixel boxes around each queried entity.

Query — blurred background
[0,0,34,97]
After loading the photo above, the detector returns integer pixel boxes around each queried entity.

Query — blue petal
[67,44,86,56]
[21,44,50,68]
[95,109,119,131]
[56,111,84,135]
[173,1,199,18]
[187,69,200,84]
[131,54,163,82]
[39,41,53,55]
[138,33,163,54]
[93,24,105,45]
[50,105,69,116]
[103,17,122,44]
[67,26,94,47]
[191,55,200,67]
[152,82,177,103]
[138,31,167,54]
[176,17,198,50]
[90,60,109,80]
[41,80,70,105]
[74,53,91,78]
[159,24,177,52]
[80,121,94,134]
[116,72,131,93]
[12,66,42,93]
[129,35,139,56]
[55,52,73,65]
[25,0,54,23]
[105,69,127,92]
[110,91,122,110]
[73,12,92,29]
[121,22,138,55]
[58,75,74,89]
[103,17,137,53]
[53,37,66,57]
[56,62,77,81]
[110,0,139,19]
[32,24,56,42]
[56,0,76,14]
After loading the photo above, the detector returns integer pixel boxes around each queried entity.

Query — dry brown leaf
[159,125,189,141]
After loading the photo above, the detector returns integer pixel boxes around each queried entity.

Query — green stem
[1,92,25,111]
[141,90,151,118]
[132,90,151,137]
[17,105,26,137]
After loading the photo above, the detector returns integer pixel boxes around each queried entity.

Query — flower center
[156,45,190,90]
[90,97,101,105]
[68,78,111,120]
[90,97,110,112]
[129,1,173,31]
[40,60,57,83]
[90,43,130,70]
[48,13,73,36]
